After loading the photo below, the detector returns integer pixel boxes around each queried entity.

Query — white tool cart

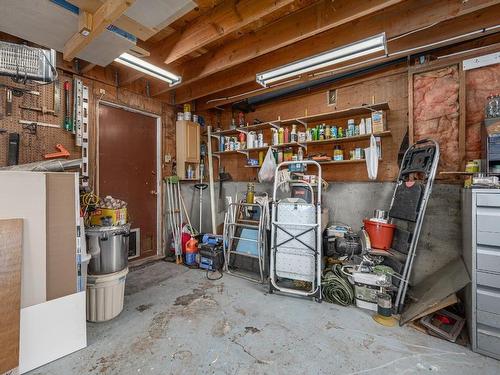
[269,161,323,302]
[462,188,500,360]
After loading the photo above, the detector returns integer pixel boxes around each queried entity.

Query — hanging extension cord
[321,264,354,306]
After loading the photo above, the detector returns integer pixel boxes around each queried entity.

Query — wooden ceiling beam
[167,0,500,103]
[153,0,404,96]
[63,0,135,61]
[67,0,156,41]
[163,0,296,65]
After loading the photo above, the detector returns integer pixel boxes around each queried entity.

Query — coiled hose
[322,264,354,306]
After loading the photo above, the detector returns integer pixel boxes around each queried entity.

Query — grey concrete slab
[31,261,500,375]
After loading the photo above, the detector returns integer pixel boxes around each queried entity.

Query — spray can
[278,128,284,144]
[284,127,289,143]
[332,126,338,139]
[271,128,279,145]
[219,136,225,151]
[257,131,264,147]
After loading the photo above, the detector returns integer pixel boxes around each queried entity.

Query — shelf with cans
[207,102,391,168]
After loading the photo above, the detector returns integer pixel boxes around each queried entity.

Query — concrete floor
[32,261,500,375]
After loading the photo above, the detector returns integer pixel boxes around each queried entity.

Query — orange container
[185,237,198,266]
[363,219,396,250]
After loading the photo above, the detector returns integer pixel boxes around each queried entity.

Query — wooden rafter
[166,0,500,103]
[151,0,404,97]
[163,0,296,65]
[63,0,134,61]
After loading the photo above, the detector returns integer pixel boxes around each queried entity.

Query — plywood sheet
[0,219,23,375]
[0,171,46,308]
[125,0,196,29]
[46,173,77,301]
[19,291,87,374]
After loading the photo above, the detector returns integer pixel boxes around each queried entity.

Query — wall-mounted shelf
[208,102,390,137]
[213,131,390,156]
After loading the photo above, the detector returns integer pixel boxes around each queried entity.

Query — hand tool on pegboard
[44,144,70,159]
[19,119,60,135]
[53,78,61,116]
[63,81,73,131]
[19,105,56,115]
[0,84,40,97]
[5,88,12,116]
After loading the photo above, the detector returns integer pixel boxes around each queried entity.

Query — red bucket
[363,219,396,250]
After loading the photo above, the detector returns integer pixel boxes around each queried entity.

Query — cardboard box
[371,110,386,133]
[90,208,127,226]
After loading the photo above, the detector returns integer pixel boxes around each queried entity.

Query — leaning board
[0,219,23,374]
[0,171,46,307]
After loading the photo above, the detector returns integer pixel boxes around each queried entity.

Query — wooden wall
[201,67,408,182]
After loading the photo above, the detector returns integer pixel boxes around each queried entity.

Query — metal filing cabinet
[462,189,500,360]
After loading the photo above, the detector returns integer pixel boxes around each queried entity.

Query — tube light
[115,52,181,86]
[256,33,387,87]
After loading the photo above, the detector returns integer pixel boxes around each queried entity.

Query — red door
[98,104,158,259]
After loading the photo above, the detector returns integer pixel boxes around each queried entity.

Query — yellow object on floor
[373,314,397,327]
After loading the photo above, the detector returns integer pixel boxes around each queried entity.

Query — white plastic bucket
[86,268,128,322]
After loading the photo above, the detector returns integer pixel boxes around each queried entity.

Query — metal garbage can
[86,224,130,275]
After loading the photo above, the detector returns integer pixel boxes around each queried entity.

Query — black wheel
[268,281,274,294]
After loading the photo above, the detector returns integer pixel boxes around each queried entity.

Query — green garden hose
[322,264,354,306]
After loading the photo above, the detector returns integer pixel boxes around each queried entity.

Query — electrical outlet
[164,154,172,163]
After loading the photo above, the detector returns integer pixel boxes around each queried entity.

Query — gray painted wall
[177,181,462,285]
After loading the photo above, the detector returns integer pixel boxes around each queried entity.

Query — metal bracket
[269,121,281,130]
[236,150,249,157]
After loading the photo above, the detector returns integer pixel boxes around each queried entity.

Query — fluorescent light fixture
[115,52,181,86]
[256,33,387,87]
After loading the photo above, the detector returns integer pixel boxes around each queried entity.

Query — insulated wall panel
[413,65,460,173]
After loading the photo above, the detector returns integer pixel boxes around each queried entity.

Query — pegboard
[0,71,82,167]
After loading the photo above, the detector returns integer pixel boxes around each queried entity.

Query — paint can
[377,293,392,317]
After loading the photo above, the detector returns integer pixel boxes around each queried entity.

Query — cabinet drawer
[477,271,500,288]
[476,207,500,246]
[477,289,500,314]
[477,326,500,357]
[477,245,500,273]
[477,194,500,208]
[477,310,500,330]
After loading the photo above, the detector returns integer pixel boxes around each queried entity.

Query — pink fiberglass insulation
[466,63,500,161]
[413,66,460,173]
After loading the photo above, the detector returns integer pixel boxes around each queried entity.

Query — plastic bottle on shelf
[338,127,344,138]
[278,127,284,144]
[271,128,279,145]
[306,128,312,141]
[298,147,304,161]
[284,127,289,143]
[325,125,331,139]
[319,124,325,140]
[359,119,366,135]
[231,117,236,129]
[291,124,297,142]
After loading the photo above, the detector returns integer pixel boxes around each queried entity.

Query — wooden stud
[166,0,500,103]
[164,0,296,65]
